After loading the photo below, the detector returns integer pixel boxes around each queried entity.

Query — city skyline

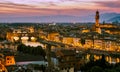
[0,1,120,71]
[0,0,120,17]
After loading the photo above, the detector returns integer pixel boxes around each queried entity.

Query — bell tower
[95,10,101,34]
[95,10,99,27]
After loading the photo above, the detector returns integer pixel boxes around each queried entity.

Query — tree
[89,54,94,61]
[80,38,85,46]
[17,44,46,57]
[89,66,103,72]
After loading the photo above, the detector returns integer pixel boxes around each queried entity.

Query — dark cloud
[60,0,79,2]
[0,2,34,9]
[1,1,119,17]
[0,2,92,12]
[37,1,58,7]
[0,2,96,17]
[0,2,57,11]
[96,1,120,8]
[47,2,57,6]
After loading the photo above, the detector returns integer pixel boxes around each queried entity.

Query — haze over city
[0,0,120,22]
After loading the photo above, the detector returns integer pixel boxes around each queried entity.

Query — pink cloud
[0,0,120,17]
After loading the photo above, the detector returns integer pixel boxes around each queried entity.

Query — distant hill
[0,15,94,23]
[101,13,120,20]
[107,16,120,22]
[87,13,120,23]
[0,15,81,23]
[0,13,120,23]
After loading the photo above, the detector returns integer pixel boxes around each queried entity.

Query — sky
[0,0,120,17]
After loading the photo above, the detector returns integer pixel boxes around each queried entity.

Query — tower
[95,10,99,27]
[29,26,34,33]
[95,11,101,34]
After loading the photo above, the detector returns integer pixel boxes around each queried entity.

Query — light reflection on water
[86,54,120,64]
[16,61,48,65]
[23,42,44,47]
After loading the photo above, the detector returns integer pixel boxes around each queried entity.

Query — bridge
[39,38,120,64]
[6,32,39,42]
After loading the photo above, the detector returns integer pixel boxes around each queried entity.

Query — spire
[96,10,99,14]
[95,10,101,34]
[96,10,99,19]
[95,10,99,25]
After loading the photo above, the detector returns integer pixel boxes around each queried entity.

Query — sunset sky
[0,0,120,17]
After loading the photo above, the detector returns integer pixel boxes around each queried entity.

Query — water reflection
[23,42,44,47]
[16,61,48,65]
[86,54,120,64]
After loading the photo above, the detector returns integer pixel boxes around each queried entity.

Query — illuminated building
[94,10,101,34]
[93,11,120,34]
[29,26,35,33]
[0,41,17,51]
[82,29,90,33]
[5,56,16,66]
[0,53,15,72]
[62,37,73,44]
[56,50,84,70]
[47,33,60,42]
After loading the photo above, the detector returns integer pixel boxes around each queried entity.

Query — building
[93,11,120,34]
[56,50,85,70]
[0,53,15,72]
[94,10,101,34]
[47,33,60,42]
[5,56,16,66]
[0,41,18,51]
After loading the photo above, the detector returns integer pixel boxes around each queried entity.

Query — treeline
[17,44,46,57]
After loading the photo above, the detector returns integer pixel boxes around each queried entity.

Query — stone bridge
[6,32,39,42]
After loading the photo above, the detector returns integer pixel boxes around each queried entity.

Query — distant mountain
[107,16,120,22]
[0,15,94,23]
[0,15,81,23]
[0,13,120,23]
[87,13,120,23]
[100,13,120,23]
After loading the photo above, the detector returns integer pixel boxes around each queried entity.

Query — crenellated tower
[95,10,99,26]
[95,11,101,33]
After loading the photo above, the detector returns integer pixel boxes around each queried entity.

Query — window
[7,58,10,60]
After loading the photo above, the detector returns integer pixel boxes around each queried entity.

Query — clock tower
[95,11,101,33]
